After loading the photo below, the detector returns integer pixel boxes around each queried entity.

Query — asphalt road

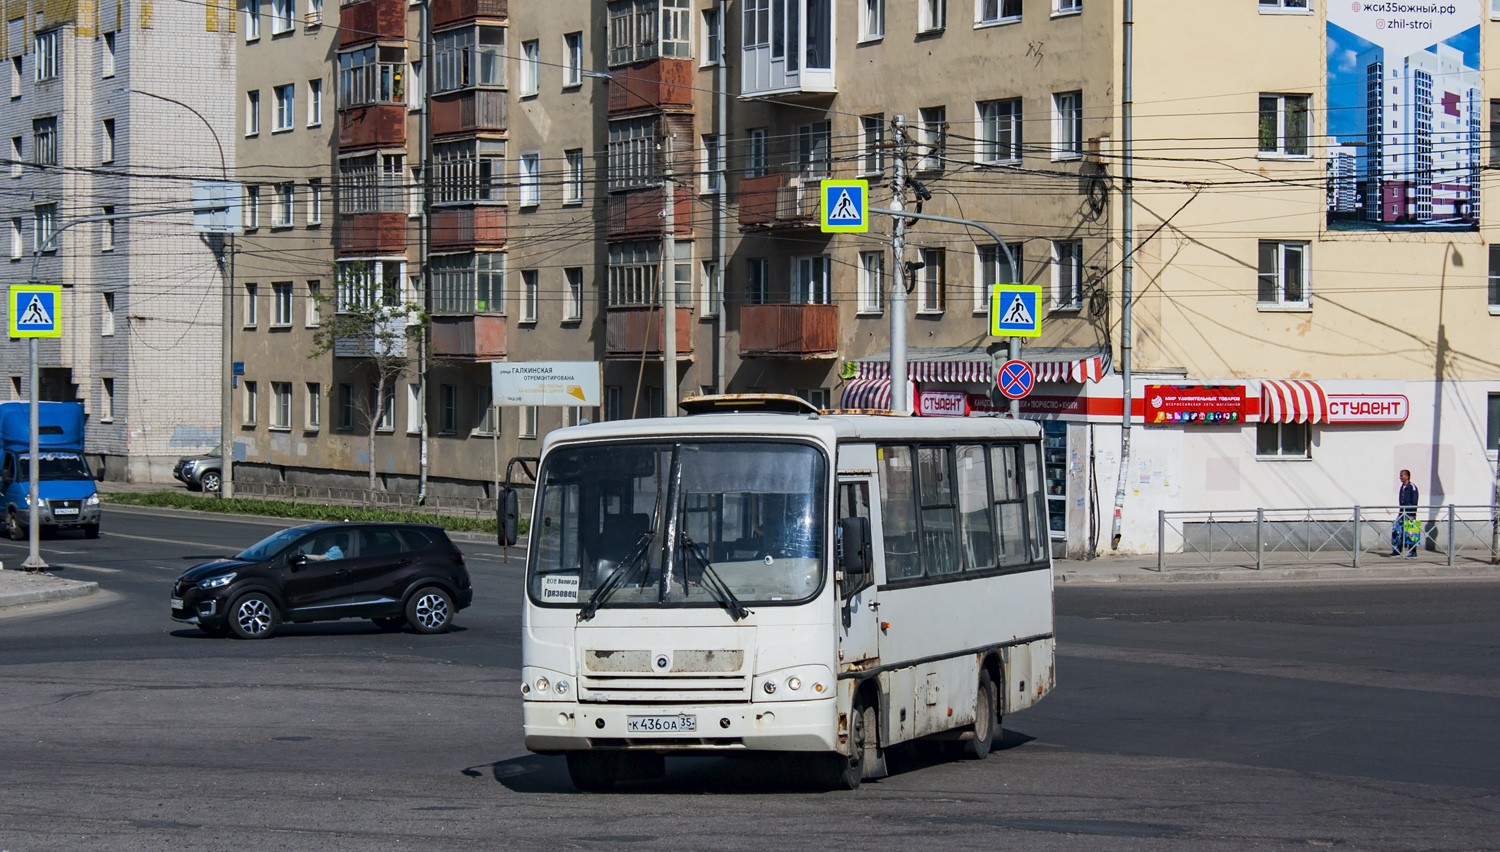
[0,508,1496,850]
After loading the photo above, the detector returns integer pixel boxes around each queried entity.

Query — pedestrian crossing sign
[820,180,868,233]
[989,284,1042,338]
[9,285,61,338]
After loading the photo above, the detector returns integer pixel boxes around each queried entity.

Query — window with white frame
[978,98,1021,163]
[32,118,55,166]
[246,90,260,136]
[244,283,259,326]
[338,45,406,108]
[564,32,584,84]
[432,138,505,203]
[1259,0,1309,10]
[608,241,660,306]
[246,185,260,229]
[271,0,294,34]
[520,405,538,439]
[1053,240,1082,310]
[244,381,258,425]
[608,116,659,191]
[672,242,692,306]
[521,40,540,96]
[1054,0,1081,13]
[335,259,404,312]
[306,281,321,326]
[701,135,722,193]
[409,59,423,109]
[102,32,116,79]
[519,151,540,207]
[564,267,584,321]
[743,0,770,48]
[745,128,768,177]
[273,84,294,131]
[796,388,831,409]
[272,382,292,429]
[375,385,395,432]
[979,0,1021,23]
[32,203,56,253]
[1257,422,1309,458]
[408,165,422,216]
[976,243,1022,313]
[1053,91,1082,159]
[9,218,22,260]
[1258,93,1309,157]
[306,382,321,430]
[861,0,885,39]
[10,137,21,176]
[272,282,293,325]
[101,206,116,251]
[701,8,721,64]
[608,0,691,66]
[431,252,505,314]
[564,149,584,203]
[307,79,322,126]
[745,258,768,305]
[605,386,623,421]
[243,0,261,39]
[100,378,115,421]
[794,256,831,305]
[475,385,495,434]
[798,121,832,178]
[858,251,884,313]
[860,114,885,176]
[337,153,406,213]
[1257,240,1310,309]
[919,0,947,31]
[700,260,720,316]
[521,269,539,322]
[273,183,294,227]
[434,26,505,93]
[35,31,59,81]
[101,118,115,164]
[917,106,945,171]
[918,248,945,312]
[307,178,323,225]
[308,0,323,21]
[102,292,116,336]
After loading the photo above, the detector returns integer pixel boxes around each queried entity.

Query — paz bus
[519,395,1055,790]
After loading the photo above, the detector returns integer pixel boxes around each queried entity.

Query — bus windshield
[529,441,827,610]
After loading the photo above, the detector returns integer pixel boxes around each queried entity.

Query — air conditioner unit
[304,10,322,26]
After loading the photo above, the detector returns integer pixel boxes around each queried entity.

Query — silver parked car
[173,446,223,492]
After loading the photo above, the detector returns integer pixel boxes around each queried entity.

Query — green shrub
[102,491,528,536]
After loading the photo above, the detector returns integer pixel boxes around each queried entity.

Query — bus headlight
[554,679,570,695]
[754,665,834,702]
[522,666,574,702]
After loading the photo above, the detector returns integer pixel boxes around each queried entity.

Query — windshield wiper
[577,531,655,622]
[679,533,750,621]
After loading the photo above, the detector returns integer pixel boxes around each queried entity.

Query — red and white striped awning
[1032,355,1109,384]
[839,378,915,410]
[1260,379,1328,424]
[848,353,1110,385]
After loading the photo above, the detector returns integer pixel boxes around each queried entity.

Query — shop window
[1257,422,1310,458]
[1042,422,1067,539]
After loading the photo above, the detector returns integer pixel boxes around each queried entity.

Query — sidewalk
[0,568,98,610]
[1054,550,1500,584]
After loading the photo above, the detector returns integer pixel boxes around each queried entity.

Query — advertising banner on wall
[491,362,602,407]
[1327,1,1481,231]
[1144,385,1246,425]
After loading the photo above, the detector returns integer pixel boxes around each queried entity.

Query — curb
[0,575,99,609]
[1055,564,1500,585]
[102,501,500,538]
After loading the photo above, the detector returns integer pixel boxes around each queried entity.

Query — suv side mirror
[288,553,308,571]
[499,487,520,547]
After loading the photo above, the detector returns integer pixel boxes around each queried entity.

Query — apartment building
[0,0,236,482]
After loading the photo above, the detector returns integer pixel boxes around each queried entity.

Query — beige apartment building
[229,0,1500,556]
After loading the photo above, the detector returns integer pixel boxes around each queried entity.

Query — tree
[309,262,427,491]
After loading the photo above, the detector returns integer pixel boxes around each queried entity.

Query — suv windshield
[237,527,316,562]
[529,441,826,609]
[18,452,93,481]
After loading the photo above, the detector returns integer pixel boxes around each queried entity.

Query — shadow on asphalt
[166,623,470,640]
[473,728,1037,794]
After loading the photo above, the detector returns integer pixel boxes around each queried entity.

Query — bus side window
[877,445,923,580]
[917,446,961,576]
[1022,442,1049,562]
[957,444,995,571]
[990,444,1027,566]
[838,481,872,596]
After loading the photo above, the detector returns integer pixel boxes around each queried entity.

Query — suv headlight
[197,573,236,590]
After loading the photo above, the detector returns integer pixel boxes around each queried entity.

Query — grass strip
[101,490,521,535]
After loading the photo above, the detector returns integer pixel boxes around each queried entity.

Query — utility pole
[417,0,433,502]
[890,115,909,415]
[1110,0,1136,550]
[662,134,678,416]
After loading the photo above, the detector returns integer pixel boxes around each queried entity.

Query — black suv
[170,523,473,639]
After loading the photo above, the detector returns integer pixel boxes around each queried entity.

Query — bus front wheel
[816,697,873,790]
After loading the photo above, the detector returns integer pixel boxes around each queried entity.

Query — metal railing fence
[222,480,502,523]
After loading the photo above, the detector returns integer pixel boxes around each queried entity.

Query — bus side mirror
[839,516,870,584]
[499,487,520,547]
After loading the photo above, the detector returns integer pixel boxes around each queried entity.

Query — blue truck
[0,401,101,539]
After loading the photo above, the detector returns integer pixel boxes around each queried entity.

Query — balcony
[340,104,406,150]
[608,58,693,115]
[605,307,693,359]
[339,0,406,46]
[738,304,839,358]
[333,314,410,359]
[431,315,507,360]
[432,0,506,28]
[741,0,836,99]
[337,212,407,256]
[431,206,507,250]
[607,187,693,240]
[431,90,508,136]
[737,173,820,230]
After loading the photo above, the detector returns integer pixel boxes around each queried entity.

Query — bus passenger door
[837,479,879,669]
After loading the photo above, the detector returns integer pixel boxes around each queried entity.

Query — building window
[338,45,405,108]
[1259,0,1308,10]
[337,153,406,214]
[307,178,323,225]
[432,138,505,203]
[32,204,56,253]
[746,128,768,178]
[1053,240,1082,310]
[798,121,832,178]
[608,0,691,66]
[100,378,114,421]
[9,218,22,260]
[101,292,116,336]
[1054,0,1082,12]
[1257,240,1310,309]
[797,388,831,409]
[375,385,395,432]
[307,79,322,126]
[245,185,260,229]
[1488,393,1500,452]
[978,98,1021,163]
[32,118,56,167]
[701,135,722,193]
[244,381,259,425]
[979,0,1021,23]
[271,382,292,429]
[671,242,692,306]
[861,0,885,39]
[102,32,116,79]
[607,116,660,191]
[793,256,831,305]
[564,32,584,84]
[244,283,259,327]
[860,114,885,176]
[336,260,404,313]
[1257,422,1310,458]
[1490,245,1500,313]
[35,31,59,81]
[918,248,945,313]
[520,405,538,439]
[521,269,539,322]
[976,243,1022,313]
[440,384,458,434]
[607,241,660,306]
[564,149,584,204]
[306,281,322,326]
[9,56,20,98]
[605,386,623,421]
[1053,91,1083,159]
[1258,93,1310,157]
[100,206,115,251]
[700,260,720,317]
[10,137,21,176]
[743,0,770,48]
[476,385,495,434]
[701,8,721,64]
[246,90,260,136]
[337,383,353,429]
[564,267,584,322]
[858,251,884,314]
[434,26,505,93]
[306,382,321,430]
[917,107,945,172]
[520,40,540,97]
[408,165,422,216]
[746,258,768,305]
[432,252,504,314]
[101,118,115,163]
[271,0,294,34]
[243,0,261,40]
[271,282,293,326]
[519,151,540,207]
[919,0,946,32]
[273,83,294,131]
[272,182,294,227]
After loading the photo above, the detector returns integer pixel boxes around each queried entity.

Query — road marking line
[102,530,239,550]
[52,563,119,574]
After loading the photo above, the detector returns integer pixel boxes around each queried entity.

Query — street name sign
[492,361,602,407]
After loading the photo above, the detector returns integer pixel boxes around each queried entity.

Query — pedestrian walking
[1392,469,1420,557]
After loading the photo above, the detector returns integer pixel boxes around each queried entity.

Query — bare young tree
[309,262,426,491]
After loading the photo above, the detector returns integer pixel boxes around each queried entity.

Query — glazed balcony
[431,90,508,136]
[605,307,693,359]
[340,104,406,150]
[738,304,839,358]
[433,0,507,28]
[430,314,507,360]
[737,173,820,230]
[336,212,407,256]
[606,187,693,240]
[608,58,693,115]
[431,206,507,250]
[339,0,405,46]
[740,0,836,99]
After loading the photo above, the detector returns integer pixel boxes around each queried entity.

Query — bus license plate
[626,714,696,733]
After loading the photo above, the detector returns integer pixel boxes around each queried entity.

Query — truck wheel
[83,522,100,539]
[199,471,221,493]
[6,510,23,541]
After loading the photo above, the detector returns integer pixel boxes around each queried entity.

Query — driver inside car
[302,532,349,562]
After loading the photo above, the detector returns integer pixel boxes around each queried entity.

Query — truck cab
[0,402,102,539]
